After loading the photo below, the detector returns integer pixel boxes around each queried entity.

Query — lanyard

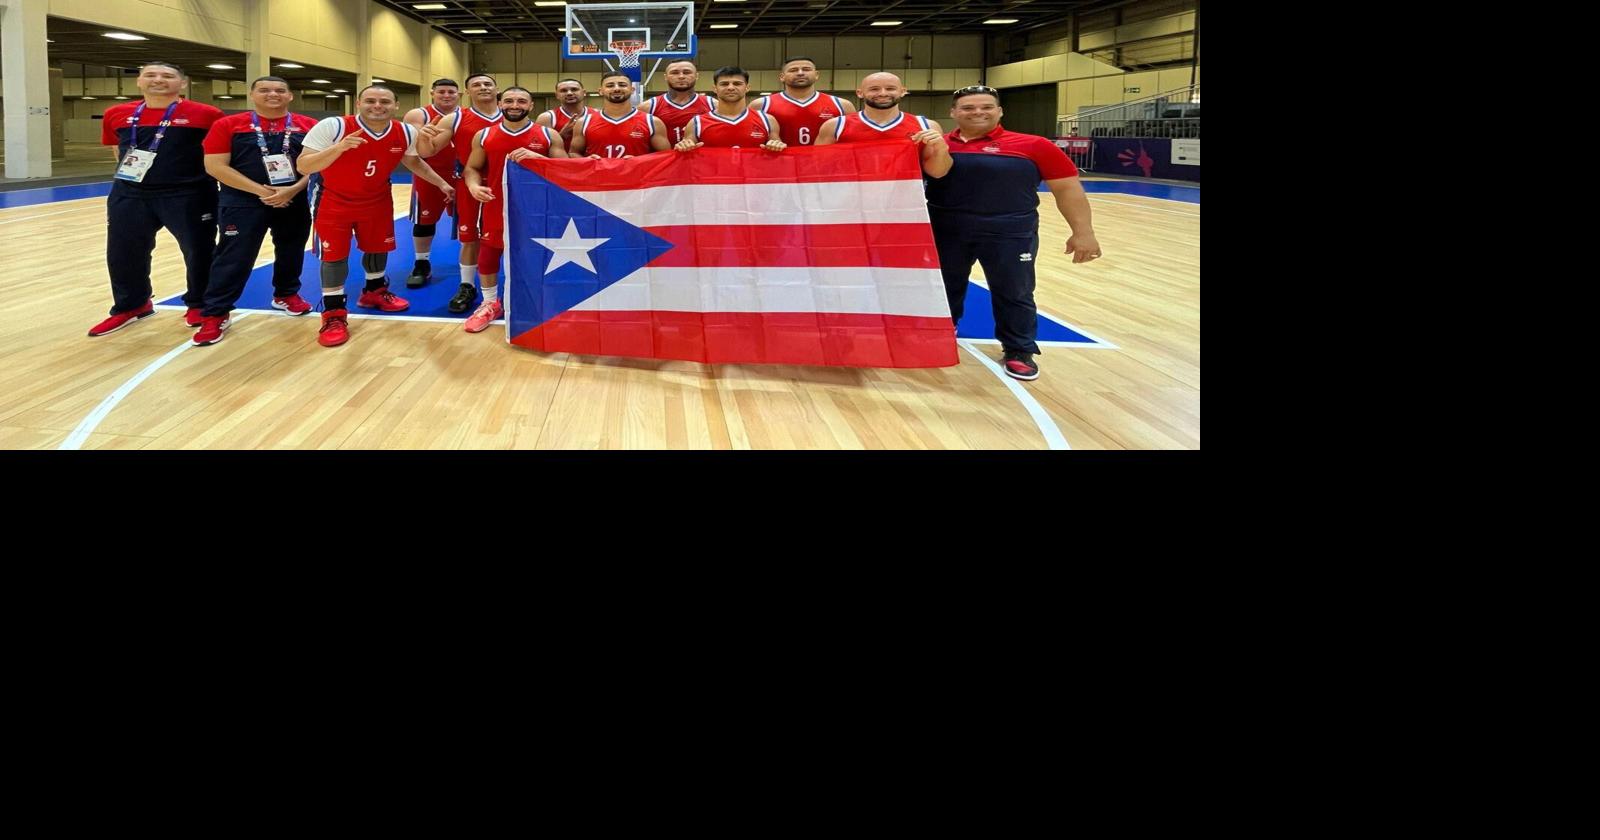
[250,111,295,158]
[127,100,181,153]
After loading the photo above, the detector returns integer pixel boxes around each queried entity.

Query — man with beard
[460,87,566,334]
[815,72,952,180]
[535,78,596,148]
[642,60,714,146]
[568,72,671,158]
[750,56,854,148]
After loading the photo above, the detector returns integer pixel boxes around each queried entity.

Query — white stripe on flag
[570,179,933,228]
[570,266,952,319]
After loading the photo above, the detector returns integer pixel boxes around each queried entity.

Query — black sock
[325,294,347,311]
[363,277,387,293]
[413,259,431,275]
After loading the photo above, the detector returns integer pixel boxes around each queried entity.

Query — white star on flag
[531,219,609,275]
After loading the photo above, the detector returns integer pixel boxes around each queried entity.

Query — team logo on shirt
[390,146,404,153]
[421,209,433,217]
[749,131,766,139]
[173,118,191,125]
[983,146,1001,153]
[629,131,645,139]
[820,111,837,118]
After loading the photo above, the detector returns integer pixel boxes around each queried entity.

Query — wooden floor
[0,182,1199,450]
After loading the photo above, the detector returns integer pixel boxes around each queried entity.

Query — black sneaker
[448,282,478,314]
[407,261,431,289]
[1001,351,1039,381]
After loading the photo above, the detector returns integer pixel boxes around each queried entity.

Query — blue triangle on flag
[504,164,676,339]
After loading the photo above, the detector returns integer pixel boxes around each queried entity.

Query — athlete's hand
[911,128,947,153]
[419,113,452,145]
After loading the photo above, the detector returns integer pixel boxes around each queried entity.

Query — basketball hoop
[610,39,646,68]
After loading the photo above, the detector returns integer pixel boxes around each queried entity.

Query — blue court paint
[160,214,475,318]
[0,182,114,208]
[1045,179,1200,203]
[955,283,1099,345]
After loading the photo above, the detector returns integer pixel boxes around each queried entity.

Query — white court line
[959,338,1116,350]
[964,276,1119,349]
[155,304,493,326]
[59,313,252,450]
[0,206,94,224]
[958,339,1069,451]
[1079,181,1201,205]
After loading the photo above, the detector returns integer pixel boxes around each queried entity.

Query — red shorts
[410,161,458,227]
[314,209,396,262]
[455,185,482,244]
[477,197,506,249]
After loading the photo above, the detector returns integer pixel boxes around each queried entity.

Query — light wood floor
[0,183,1199,449]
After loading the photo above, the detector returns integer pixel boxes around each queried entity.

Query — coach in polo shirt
[88,62,224,338]
[924,85,1103,382]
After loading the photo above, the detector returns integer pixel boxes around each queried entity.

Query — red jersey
[476,121,559,241]
[306,116,415,216]
[580,108,658,158]
[542,105,595,136]
[693,108,771,148]
[644,93,714,145]
[451,105,502,168]
[757,91,848,147]
[418,103,459,173]
[833,111,934,142]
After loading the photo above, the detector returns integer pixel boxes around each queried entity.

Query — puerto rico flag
[502,142,958,367]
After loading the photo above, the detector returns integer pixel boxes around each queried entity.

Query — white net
[611,41,645,68]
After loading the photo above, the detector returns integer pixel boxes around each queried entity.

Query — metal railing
[1058,119,1200,172]
[1060,83,1198,135]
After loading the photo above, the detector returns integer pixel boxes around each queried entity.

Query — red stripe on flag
[642,223,938,268]
[509,311,958,368]
[519,139,923,192]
